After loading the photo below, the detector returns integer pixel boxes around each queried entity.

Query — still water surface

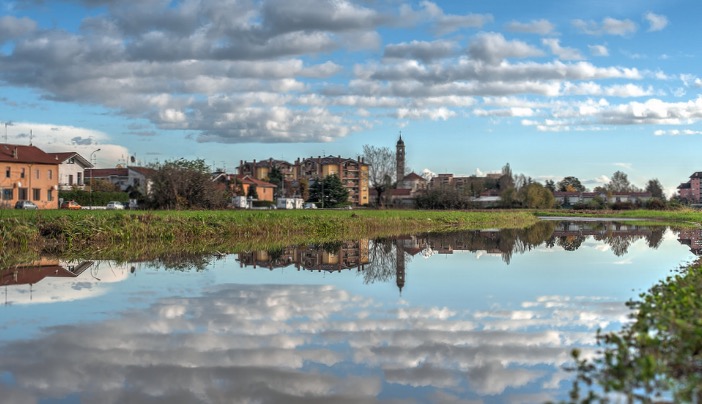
[0,221,699,403]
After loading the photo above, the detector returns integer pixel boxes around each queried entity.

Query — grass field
[0,208,539,265]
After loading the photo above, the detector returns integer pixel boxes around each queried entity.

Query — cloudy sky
[0,0,699,194]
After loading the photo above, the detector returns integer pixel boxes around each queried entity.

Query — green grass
[0,208,539,266]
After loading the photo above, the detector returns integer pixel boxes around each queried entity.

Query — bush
[645,198,667,210]
[59,190,129,206]
[611,201,635,210]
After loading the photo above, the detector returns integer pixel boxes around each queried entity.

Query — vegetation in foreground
[0,208,539,267]
[563,261,702,403]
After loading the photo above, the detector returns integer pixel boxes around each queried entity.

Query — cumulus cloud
[384,39,457,63]
[0,1,692,143]
[411,1,493,35]
[542,38,583,60]
[572,17,637,36]
[4,122,129,167]
[644,12,668,32]
[588,44,609,57]
[505,19,555,35]
[469,32,544,64]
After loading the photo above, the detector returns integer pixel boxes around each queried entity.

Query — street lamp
[89,148,101,209]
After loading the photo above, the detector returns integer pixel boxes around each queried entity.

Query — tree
[363,145,395,207]
[557,176,586,192]
[247,184,258,199]
[91,178,120,192]
[607,170,635,193]
[267,166,284,196]
[148,158,230,209]
[544,179,556,193]
[298,178,310,201]
[520,182,555,208]
[308,174,349,208]
[498,163,514,191]
[645,178,665,199]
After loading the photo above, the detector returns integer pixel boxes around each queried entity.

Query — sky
[1,0,701,196]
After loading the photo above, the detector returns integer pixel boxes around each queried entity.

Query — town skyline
[1,0,700,196]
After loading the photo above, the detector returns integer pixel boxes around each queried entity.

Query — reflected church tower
[395,239,405,294]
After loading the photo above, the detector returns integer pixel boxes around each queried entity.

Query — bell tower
[396,132,405,187]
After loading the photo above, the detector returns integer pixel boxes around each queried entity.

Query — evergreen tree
[308,174,349,208]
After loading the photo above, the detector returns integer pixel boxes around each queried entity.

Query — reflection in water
[0,221,693,402]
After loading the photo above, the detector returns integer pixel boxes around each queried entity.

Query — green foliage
[308,174,350,208]
[519,182,555,208]
[149,158,230,209]
[558,176,587,192]
[645,179,665,199]
[59,190,129,206]
[567,264,702,402]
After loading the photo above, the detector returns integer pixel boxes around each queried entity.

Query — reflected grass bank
[0,209,539,267]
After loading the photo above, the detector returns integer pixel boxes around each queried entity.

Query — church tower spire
[396,131,405,187]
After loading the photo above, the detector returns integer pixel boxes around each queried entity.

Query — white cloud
[4,122,129,167]
[588,44,609,57]
[542,38,583,60]
[644,12,668,32]
[654,129,702,136]
[572,18,637,36]
[505,19,555,35]
[469,32,544,64]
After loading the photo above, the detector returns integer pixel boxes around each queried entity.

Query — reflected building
[1,259,94,304]
[677,228,702,256]
[237,240,370,273]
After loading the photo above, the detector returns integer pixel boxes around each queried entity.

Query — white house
[47,152,93,190]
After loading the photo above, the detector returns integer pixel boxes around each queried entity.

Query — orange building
[236,175,277,202]
[0,144,60,209]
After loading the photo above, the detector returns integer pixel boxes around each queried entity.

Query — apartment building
[0,144,60,209]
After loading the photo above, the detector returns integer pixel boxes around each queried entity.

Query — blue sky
[1,0,700,195]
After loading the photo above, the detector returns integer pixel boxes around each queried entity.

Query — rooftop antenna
[4,121,12,143]
[29,129,32,146]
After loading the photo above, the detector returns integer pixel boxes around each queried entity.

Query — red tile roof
[236,175,277,188]
[0,144,60,165]
[403,172,426,181]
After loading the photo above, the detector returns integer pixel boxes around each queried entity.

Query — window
[47,189,54,202]
[2,188,12,200]
[48,169,53,180]
[35,169,40,179]
[68,174,74,185]
[32,188,41,201]
[77,172,82,186]
[4,167,9,178]
[20,168,25,179]
[18,188,28,200]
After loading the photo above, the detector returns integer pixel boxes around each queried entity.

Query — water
[0,221,698,403]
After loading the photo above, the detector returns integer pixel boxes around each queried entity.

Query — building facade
[678,172,702,203]
[0,144,60,209]
[47,152,93,191]
[238,155,370,206]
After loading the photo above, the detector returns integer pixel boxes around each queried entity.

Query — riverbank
[0,209,539,265]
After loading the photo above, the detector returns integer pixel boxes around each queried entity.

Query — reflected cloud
[0,283,631,402]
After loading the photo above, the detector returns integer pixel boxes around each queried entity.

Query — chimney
[13,147,17,159]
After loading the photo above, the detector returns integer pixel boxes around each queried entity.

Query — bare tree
[362,145,395,207]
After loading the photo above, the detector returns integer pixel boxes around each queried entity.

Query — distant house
[46,152,93,190]
[128,166,156,196]
[554,191,652,206]
[236,175,277,202]
[84,167,129,191]
[0,143,60,209]
[677,172,702,203]
[84,166,155,196]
